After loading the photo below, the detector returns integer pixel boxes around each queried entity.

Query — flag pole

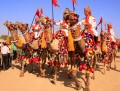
[73,2,75,12]
[101,17,103,31]
[52,2,55,34]
[104,22,106,30]
[29,14,36,31]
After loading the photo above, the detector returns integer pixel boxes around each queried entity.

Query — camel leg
[20,59,26,77]
[38,56,46,77]
[41,52,47,77]
[11,59,14,69]
[42,49,47,77]
[84,72,90,91]
[53,66,58,84]
[39,60,46,77]
[29,62,33,73]
[92,54,97,80]
[70,58,74,70]
[69,51,75,70]
[103,62,106,74]
[52,53,59,84]
[113,51,116,69]
[68,55,73,79]
[39,62,44,77]
[102,53,106,74]
[92,72,95,80]
[107,62,110,71]
[14,52,19,64]
[109,55,112,69]
[41,63,46,77]
[72,71,81,90]
[114,59,116,69]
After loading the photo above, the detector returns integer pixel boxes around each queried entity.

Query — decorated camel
[100,23,117,74]
[16,20,44,77]
[16,15,59,78]
[4,20,23,48]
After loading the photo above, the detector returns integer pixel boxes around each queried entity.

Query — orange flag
[52,0,60,7]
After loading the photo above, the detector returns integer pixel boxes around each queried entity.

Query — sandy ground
[0,52,120,91]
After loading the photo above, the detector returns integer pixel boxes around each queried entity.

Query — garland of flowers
[48,30,68,67]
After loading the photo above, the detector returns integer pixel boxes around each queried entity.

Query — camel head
[4,20,17,32]
[63,8,79,26]
[4,20,11,27]
[39,16,47,25]
[63,8,71,21]
[17,22,29,34]
[40,16,52,28]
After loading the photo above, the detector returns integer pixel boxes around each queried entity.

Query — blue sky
[0,0,120,38]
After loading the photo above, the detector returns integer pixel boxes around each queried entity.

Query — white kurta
[76,16,98,36]
[32,24,41,39]
[109,29,116,42]
[55,20,69,36]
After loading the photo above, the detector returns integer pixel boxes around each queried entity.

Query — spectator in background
[1,42,9,70]
[11,43,17,69]
[0,42,2,69]
[7,43,12,68]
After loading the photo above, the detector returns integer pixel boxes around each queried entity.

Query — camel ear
[4,22,6,26]
[16,21,18,25]
[26,24,28,27]
[4,20,8,26]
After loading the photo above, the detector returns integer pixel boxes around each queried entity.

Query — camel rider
[32,17,42,39]
[76,7,98,44]
[54,19,69,37]
[40,16,53,43]
[107,23,116,48]
[107,23,116,42]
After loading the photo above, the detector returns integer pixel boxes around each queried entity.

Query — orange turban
[35,17,40,23]
[107,23,112,29]
[84,7,91,15]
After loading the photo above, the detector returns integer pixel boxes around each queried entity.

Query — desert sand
[0,52,120,91]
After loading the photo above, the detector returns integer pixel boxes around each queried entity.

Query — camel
[4,21,23,48]
[4,21,24,68]
[100,31,117,74]
[16,16,59,78]
[64,9,101,90]
[16,22,46,77]
[63,9,93,90]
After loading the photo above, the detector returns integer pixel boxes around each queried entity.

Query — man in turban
[76,7,98,44]
[32,17,42,39]
[107,23,116,42]
[54,19,69,36]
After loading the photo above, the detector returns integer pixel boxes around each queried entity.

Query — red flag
[52,0,60,7]
[97,17,102,26]
[39,8,43,17]
[96,17,103,30]
[35,9,40,17]
[72,0,77,4]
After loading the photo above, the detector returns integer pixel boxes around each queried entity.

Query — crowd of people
[0,42,18,71]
